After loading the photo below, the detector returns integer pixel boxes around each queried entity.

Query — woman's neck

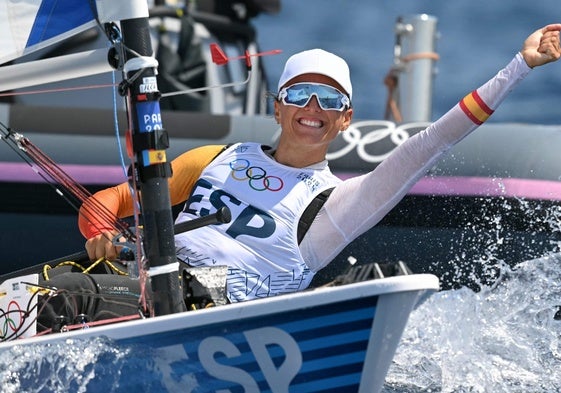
[273,144,327,168]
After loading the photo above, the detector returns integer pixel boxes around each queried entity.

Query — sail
[0,0,149,65]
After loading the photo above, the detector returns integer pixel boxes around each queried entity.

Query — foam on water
[0,337,205,392]
[0,337,126,392]
[384,255,561,392]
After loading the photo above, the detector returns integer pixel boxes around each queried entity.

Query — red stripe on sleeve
[471,90,494,116]
[459,99,483,125]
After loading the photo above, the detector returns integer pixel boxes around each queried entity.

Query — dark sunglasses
[278,82,351,111]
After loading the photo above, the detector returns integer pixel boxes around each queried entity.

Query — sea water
[0,336,194,392]
[0,255,559,392]
[2,197,561,392]
[383,256,561,392]
[3,4,561,390]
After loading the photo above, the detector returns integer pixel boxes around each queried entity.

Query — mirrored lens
[279,83,350,111]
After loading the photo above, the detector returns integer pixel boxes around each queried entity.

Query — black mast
[119,16,185,316]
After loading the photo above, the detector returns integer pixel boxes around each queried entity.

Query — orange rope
[401,51,440,63]
[383,51,439,122]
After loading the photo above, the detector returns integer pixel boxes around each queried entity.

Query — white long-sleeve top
[302,53,531,272]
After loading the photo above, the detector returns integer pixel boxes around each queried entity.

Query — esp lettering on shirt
[184,178,276,239]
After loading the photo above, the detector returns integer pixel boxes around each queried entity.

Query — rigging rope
[0,18,259,321]
[0,122,134,241]
[0,83,118,98]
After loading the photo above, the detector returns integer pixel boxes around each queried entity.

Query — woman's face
[274,73,353,151]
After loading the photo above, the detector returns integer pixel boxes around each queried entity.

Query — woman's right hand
[521,24,561,68]
[84,230,122,261]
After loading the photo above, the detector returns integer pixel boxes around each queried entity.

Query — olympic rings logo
[229,159,284,192]
[1,300,25,337]
[271,120,431,164]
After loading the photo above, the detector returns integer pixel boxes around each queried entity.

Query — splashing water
[0,336,204,392]
[1,193,560,392]
[0,256,559,392]
[384,254,561,393]
[0,337,131,393]
[424,194,561,291]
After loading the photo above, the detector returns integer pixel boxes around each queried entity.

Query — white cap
[277,49,352,100]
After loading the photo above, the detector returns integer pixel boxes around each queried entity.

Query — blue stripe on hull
[26,0,96,48]
[118,295,378,392]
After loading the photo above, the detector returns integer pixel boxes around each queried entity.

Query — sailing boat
[0,1,438,391]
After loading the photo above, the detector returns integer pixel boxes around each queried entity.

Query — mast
[0,0,184,315]
[119,13,184,315]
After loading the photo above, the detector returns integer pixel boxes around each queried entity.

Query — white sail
[0,0,149,65]
[0,48,113,91]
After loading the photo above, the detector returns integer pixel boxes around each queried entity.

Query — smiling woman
[77,26,561,302]
[3,120,561,291]
[4,13,551,298]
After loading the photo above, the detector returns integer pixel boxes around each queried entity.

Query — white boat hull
[0,274,438,392]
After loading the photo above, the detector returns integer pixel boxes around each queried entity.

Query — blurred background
[254,0,561,124]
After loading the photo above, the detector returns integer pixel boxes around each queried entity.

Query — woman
[80,24,561,302]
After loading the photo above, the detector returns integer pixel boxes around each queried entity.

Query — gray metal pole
[393,14,439,122]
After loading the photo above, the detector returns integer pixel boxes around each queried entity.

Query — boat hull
[0,274,438,392]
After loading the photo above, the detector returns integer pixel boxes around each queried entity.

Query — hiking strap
[297,187,334,244]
